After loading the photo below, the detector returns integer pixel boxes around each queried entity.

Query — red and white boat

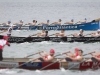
[0,58,100,70]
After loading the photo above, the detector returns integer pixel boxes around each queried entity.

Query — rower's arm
[13,23,18,25]
[59,33,64,36]
[40,33,45,36]
[25,23,32,25]
[89,53,96,56]
[39,52,44,57]
[40,22,47,25]
[70,56,83,61]
[51,22,57,24]
[76,56,83,61]
[42,51,49,56]
[62,51,70,56]
[95,57,100,61]
[52,22,61,25]
[69,51,75,56]
[2,23,6,25]
[31,34,37,36]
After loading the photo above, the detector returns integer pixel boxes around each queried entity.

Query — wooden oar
[68,51,95,70]
[37,51,70,71]
[24,51,43,58]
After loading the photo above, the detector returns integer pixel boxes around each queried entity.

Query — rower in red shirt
[0,36,10,61]
[30,49,55,62]
[88,51,100,62]
[61,48,83,62]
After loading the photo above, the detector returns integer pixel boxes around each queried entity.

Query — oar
[37,51,70,71]
[84,33,91,36]
[82,51,95,56]
[68,51,95,70]
[48,34,55,36]
[29,33,38,37]
[67,34,73,36]
[24,51,43,58]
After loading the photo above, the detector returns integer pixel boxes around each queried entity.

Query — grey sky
[0,0,100,2]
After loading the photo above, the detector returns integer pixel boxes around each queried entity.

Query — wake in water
[0,69,25,74]
[0,69,17,74]
[38,41,52,44]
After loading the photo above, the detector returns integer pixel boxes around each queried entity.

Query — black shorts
[91,57,99,62]
[65,57,72,62]
[0,50,3,61]
[38,58,44,62]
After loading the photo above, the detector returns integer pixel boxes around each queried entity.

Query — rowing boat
[0,58,100,70]
[0,35,100,43]
[0,21,100,30]
[6,37,100,43]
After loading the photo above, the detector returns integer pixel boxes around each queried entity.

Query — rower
[91,33,96,37]
[45,31,49,37]
[30,49,55,62]
[73,29,84,37]
[26,20,37,26]
[37,30,46,37]
[55,29,65,37]
[1,20,12,26]
[92,18,100,22]
[88,51,100,62]
[38,20,49,25]
[61,48,83,62]
[51,19,62,25]
[0,36,10,61]
[13,20,24,30]
[7,21,14,37]
[77,18,87,24]
[30,30,47,37]
[78,29,84,37]
[91,29,100,37]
